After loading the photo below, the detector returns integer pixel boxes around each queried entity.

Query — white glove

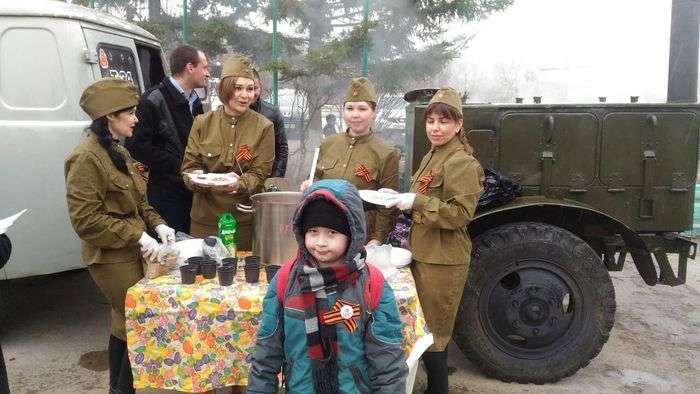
[299,179,312,191]
[155,224,176,244]
[385,193,416,210]
[138,232,160,260]
[377,188,398,195]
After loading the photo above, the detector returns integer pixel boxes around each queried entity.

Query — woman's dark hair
[425,102,473,154]
[89,109,131,175]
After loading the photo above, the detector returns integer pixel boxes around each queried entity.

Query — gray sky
[449,0,673,103]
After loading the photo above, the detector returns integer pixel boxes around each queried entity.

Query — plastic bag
[477,168,522,211]
[202,236,230,263]
[144,242,180,279]
[365,244,398,279]
[387,214,411,249]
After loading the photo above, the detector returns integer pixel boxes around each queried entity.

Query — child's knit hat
[301,199,351,237]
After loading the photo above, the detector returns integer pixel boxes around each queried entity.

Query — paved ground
[1,253,698,393]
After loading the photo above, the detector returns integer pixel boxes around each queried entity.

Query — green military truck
[404,89,697,383]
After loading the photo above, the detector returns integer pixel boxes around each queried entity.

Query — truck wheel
[454,222,616,383]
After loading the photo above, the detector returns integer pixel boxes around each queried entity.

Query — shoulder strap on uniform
[276,252,299,304]
[363,263,385,311]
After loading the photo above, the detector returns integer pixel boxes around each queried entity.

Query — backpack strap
[363,263,385,311]
[276,252,299,304]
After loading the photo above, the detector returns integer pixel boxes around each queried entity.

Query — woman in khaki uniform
[386,87,484,394]
[181,54,274,250]
[65,78,175,394]
[301,77,399,245]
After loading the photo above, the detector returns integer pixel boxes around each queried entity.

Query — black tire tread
[454,222,616,384]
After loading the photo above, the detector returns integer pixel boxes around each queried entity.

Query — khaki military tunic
[407,135,484,350]
[315,131,399,243]
[181,107,275,250]
[65,132,165,339]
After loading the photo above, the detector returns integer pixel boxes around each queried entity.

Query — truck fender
[471,196,657,285]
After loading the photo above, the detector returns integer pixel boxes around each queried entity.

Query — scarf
[297,250,366,394]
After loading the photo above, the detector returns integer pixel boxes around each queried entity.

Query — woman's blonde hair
[425,102,473,154]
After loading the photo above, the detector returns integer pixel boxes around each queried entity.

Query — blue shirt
[169,76,198,114]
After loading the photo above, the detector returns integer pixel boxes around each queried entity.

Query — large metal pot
[237,192,301,266]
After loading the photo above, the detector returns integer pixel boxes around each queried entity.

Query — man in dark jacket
[250,68,288,178]
[126,45,209,233]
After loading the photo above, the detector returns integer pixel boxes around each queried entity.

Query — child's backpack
[275,254,385,311]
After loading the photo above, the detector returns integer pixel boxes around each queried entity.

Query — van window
[136,44,166,90]
[97,44,141,90]
[0,27,66,109]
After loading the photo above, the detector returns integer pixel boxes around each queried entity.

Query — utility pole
[181,0,188,44]
[272,0,279,107]
[362,0,369,76]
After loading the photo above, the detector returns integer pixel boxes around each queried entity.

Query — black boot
[422,350,448,394]
[108,335,125,392]
[108,336,135,394]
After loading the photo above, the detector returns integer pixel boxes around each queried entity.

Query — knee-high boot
[108,335,134,394]
[108,335,125,392]
[422,349,448,394]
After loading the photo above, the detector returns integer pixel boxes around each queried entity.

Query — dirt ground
[0,252,698,393]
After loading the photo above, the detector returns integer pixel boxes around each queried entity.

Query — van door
[81,27,145,91]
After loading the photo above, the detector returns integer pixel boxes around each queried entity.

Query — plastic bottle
[218,212,237,257]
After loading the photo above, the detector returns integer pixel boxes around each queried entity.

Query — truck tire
[454,222,616,383]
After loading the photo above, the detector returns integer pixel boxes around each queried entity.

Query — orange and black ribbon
[321,299,361,333]
[354,164,373,183]
[236,144,252,162]
[418,170,435,194]
[134,162,149,182]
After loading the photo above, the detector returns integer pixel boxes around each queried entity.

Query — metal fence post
[272,0,279,107]
[362,0,369,76]
[182,0,188,44]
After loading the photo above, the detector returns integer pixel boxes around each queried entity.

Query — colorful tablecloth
[125,264,430,392]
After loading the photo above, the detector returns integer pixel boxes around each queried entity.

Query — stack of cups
[185,256,205,275]
[200,258,217,279]
[244,256,261,283]
[265,264,281,283]
[218,257,237,286]
[179,264,198,285]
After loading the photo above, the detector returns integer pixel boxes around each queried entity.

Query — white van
[0,1,167,279]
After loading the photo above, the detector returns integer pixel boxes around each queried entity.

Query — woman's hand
[138,232,160,260]
[299,179,312,191]
[185,170,211,192]
[155,224,176,244]
[384,193,416,210]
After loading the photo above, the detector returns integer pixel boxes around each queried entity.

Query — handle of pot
[236,203,254,213]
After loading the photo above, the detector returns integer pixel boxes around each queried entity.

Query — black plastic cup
[244,266,260,283]
[222,257,238,268]
[201,261,217,279]
[186,256,204,275]
[245,255,261,269]
[218,265,235,286]
[180,264,198,284]
[265,265,281,282]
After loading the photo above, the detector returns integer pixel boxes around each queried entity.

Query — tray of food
[186,172,239,187]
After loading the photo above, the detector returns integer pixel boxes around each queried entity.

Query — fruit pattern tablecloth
[125,265,430,392]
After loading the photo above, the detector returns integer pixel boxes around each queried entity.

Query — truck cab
[404,89,698,383]
[0,1,167,279]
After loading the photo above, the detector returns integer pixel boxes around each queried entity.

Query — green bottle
[218,212,237,257]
